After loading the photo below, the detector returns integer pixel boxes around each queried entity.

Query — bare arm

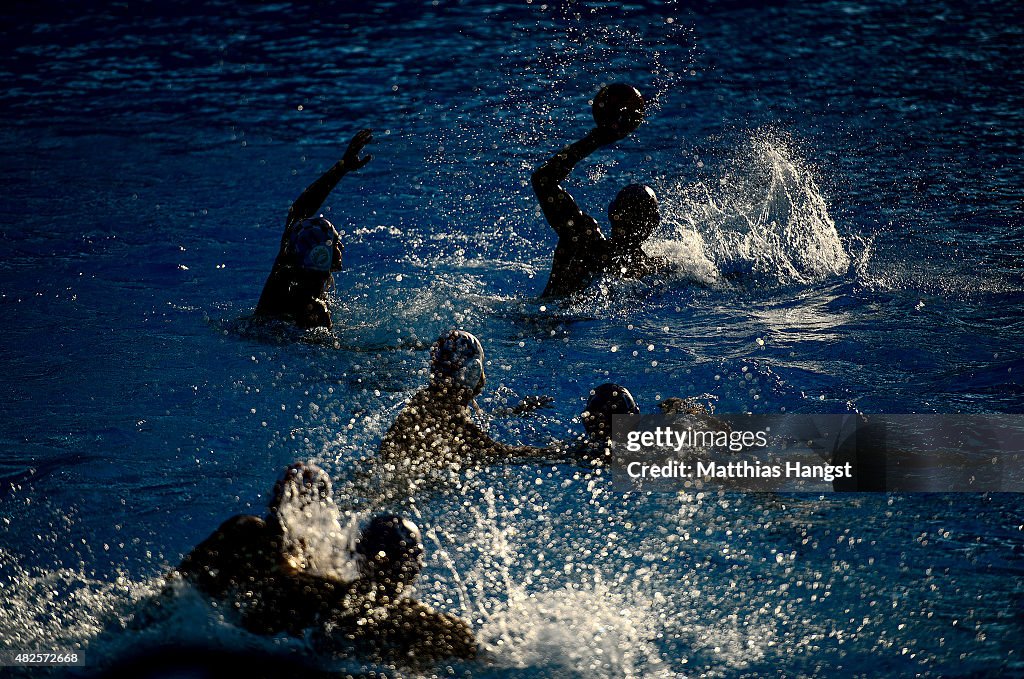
[322,598,477,663]
[284,129,374,232]
[256,130,373,320]
[454,416,556,464]
[490,394,555,417]
[530,127,620,239]
[659,398,732,433]
[382,599,478,662]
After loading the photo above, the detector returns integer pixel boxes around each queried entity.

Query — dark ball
[592,84,645,134]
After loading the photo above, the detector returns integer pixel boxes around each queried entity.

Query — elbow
[531,169,546,194]
[532,170,561,203]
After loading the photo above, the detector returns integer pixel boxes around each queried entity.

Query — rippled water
[1,1,1022,676]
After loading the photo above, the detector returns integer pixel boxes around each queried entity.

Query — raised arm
[285,129,373,232]
[530,126,622,238]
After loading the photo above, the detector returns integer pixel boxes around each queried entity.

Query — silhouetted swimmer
[378,330,553,482]
[316,513,477,664]
[563,382,641,464]
[532,85,668,298]
[255,129,373,329]
[565,383,727,464]
[171,462,476,664]
[353,514,424,595]
[173,461,332,636]
[581,382,641,442]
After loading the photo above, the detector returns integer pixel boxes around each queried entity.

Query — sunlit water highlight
[1,1,1022,677]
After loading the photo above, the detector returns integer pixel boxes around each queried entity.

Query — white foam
[0,550,314,673]
[659,130,851,287]
[478,582,671,678]
[275,483,363,582]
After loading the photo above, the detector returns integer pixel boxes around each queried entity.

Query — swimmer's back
[542,212,614,297]
[176,514,279,597]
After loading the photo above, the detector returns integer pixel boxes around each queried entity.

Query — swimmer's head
[430,330,486,400]
[608,184,660,247]
[582,383,639,440]
[287,216,343,273]
[356,514,424,595]
[268,461,332,516]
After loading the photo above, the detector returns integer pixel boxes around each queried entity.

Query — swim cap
[268,461,332,514]
[608,184,659,243]
[287,216,341,272]
[356,514,424,589]
[430,330,485,394]
[582,383,640,439]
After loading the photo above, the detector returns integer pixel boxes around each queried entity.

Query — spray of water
[654,130,851,287]
[0,550,155,654]
[479,580,671,678]
[275,486,363,582]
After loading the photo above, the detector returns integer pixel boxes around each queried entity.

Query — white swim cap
[430,330,485,393]
[287,216,340,272]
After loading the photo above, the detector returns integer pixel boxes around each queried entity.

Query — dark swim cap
[268,461,332,514]
[287,216,341,272]
[608,184,659,242]
[430,330,485,393]
[356,514,424,589]
[582,383,640,439]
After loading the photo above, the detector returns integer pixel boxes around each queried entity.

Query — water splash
[0,550,152,654]
[0,551,338,677]
[657,130,852,287]
[275,486,363,582]
[452,489,672,678]
[479,582,670,678]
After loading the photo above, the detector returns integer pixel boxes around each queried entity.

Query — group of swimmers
[168,332,667,664]
[253,85,665,329]
[169,87,710,667]
[172,462,475,664]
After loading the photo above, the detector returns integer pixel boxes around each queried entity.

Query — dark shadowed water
[1,1,1022,676]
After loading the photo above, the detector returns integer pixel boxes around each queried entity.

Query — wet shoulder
[216,514,268,538]
[380,388,439,449]
[546,224,613,296]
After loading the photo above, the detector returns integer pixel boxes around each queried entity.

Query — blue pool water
[1,1,1022,676]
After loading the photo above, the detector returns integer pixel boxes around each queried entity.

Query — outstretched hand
[658,397,706,416]
[341,129,373,171]
[508,395,555,416]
